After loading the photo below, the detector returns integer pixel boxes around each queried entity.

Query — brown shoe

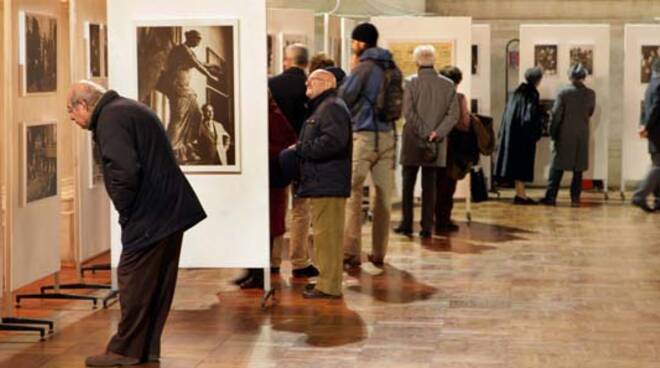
[367,254,384,267]
[85,352,139,367]
[302,288,342,299]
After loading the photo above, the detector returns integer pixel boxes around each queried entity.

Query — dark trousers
[107,231,184,361]
[400,165,436,232]
[544,168,583,202]
[435,167,457,228]
[632,153,660,206]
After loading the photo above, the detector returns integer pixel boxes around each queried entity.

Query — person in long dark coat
[494,67,544,205]
[540,64,596,206]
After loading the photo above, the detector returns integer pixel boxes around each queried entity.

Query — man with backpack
[339,23,403,268]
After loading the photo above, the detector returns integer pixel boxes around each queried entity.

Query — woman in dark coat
[237,91,297,289]
[494,67,544,205]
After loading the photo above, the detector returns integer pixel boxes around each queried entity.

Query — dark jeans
[632,153,660,206]
[107,231,184,361]
[544,168,583,202]
[400,165,436,232]
[435,167,457,228]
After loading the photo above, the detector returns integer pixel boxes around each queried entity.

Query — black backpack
[371,60,404,122]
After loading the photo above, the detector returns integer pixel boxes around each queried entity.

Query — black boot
[240,268,264,289]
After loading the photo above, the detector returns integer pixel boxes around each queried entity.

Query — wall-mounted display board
[371,16,472,200]
[471,24,492,187]
[108,0,269,269]
[519,24,610,188]
[621,24,660,188]
[266,8,315,75]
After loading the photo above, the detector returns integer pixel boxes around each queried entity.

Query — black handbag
[470,167,489,203]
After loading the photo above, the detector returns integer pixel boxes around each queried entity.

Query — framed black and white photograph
[267,34,274,75]
[88,134,103,188]
[569,45,594,75]
[471,44,478,75]
[641,45,660,84]
[534,44,557,75]
[471,98,479,114]
[136,19,240,173]
[20,11,57,95]
[22,122,58,206]
[86,22,102,78]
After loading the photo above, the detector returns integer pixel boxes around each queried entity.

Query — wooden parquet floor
[1,191,659,367]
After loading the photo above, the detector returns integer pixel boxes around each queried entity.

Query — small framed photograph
[21,122,58,206]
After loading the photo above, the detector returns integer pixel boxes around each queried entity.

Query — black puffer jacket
[90,91,206,251]
[296,89,352,198]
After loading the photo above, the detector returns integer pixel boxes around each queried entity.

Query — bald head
[67,80,107,129]
[305,69,336,99]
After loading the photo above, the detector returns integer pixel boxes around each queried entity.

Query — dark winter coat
[550,82,596,171]
[642,75,660,154]
[268,67,308,135]
[296,89,352,198]
[90,91,206,251]
[494,82,543,182]
[338,47,395,132]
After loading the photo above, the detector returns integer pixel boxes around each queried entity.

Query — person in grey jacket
[632,58,660,212]
[394,45,458,238]
[541,64,596,206]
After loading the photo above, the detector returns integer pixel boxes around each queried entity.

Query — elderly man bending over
[286,69,352,299]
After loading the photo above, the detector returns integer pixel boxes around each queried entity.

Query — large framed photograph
[569,44,594,75]
[387,39,455,77]
[19,11,57,95]
[534,44,557,75]
[136,19,240,173]
[85,22,102,78]
[641,45,660,84]
[21,122,58,206]
[88,134,103,188]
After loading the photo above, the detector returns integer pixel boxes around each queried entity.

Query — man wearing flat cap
[541,64,596,206]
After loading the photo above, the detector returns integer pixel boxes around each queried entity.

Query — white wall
[71,0,110,264]
[323,14,341,66]
[622,24,657,184]
[267,8,315,74]
[471,24,492,186]
[520,24,610,186]
[371,16,472,198]
[8,0,66,290]
[107,0,269,268]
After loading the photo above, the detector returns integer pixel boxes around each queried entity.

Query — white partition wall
[371,16,472,199]
[323,14,341,66]
[519,24,610,187]
[267,8,315,75]
[6,0,66,290]
[71,0,110,264]
[621,24,657,187]
[107,0,269,268]
[471,24,492,187]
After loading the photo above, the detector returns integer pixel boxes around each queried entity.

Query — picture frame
[19,11,58,96]
[386,39,455,77]
[534,44,558,76]
[21,122,58,207]
[135,18,241,174]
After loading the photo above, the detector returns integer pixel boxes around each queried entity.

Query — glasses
[66,101,82,113]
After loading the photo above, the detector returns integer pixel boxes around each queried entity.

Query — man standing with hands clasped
[67,81,206,367]
[287,69,352,299]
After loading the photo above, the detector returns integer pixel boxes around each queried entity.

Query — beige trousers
[343,131,395,261]
[288,186,313,269]
[311,197,346,296]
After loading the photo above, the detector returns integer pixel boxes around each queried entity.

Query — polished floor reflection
[1,190,659,367]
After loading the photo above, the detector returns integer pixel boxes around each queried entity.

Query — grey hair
[285,43,309,67]
[413,45,436,67]
[524,67,544,85]
[70,80,107,108]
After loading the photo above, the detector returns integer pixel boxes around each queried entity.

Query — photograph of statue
[534,44,557,75]
[137,22,239,173]
[24,123,57,204]
[388,40,454,77]
[471,44,478,75]
[569,45,594,75]
[88,23,101,78]
[641,45,660,84]
[23,12,57,94]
